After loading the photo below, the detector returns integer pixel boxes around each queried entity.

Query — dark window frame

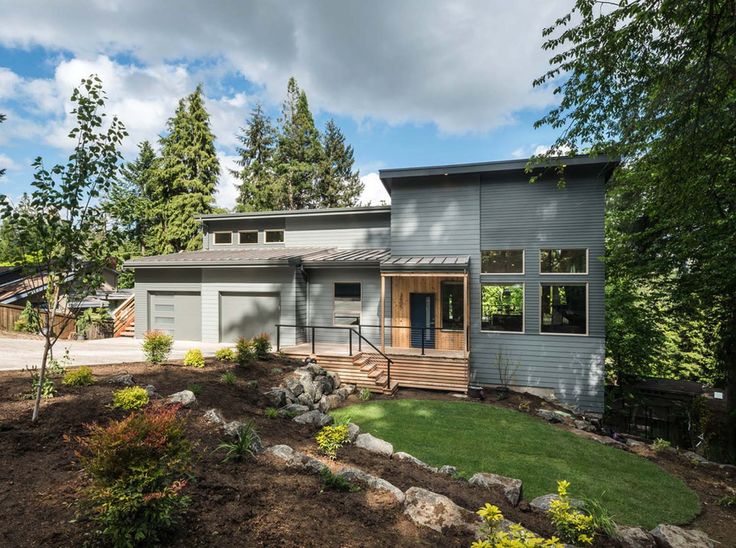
[540,248,588,274]
[480,283,525,333]
[212,231,233,245]
[440,281,464,331]
[539,282,588,336]
[481,249,525,274]
[264,229,285,244]
[238,230,258,244]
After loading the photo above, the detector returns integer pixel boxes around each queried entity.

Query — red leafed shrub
[75,403,194,546]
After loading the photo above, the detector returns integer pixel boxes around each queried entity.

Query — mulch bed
[0,357,733,546]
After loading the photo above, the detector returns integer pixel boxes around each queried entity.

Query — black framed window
[334,283,361,326]
[481,250,524,273]
[239,231,258,244]
[540,249,587,274]
[265,229,284,243]
[213,232,232,245]
[481,283,524,332]
[541,284,587,334]
[441,281,464,331]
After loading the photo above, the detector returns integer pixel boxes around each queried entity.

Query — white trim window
[265,229,285,244]
[213,231,233,245]
[540,283,588,335]
[540,249,588,274]
[334,282,361,326]
[481,249,524,274]
[481,283,524,333]
[239,230,258,244]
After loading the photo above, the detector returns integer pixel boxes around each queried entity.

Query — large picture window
[481,283,524,332]
[481,250,524,273]
[540,283,587,335]
[213,232,232,245]
[334,283,361,326]
[540,249,587,274]
[441,281,464,331]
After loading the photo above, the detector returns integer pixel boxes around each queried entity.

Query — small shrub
[251,333,272,360]
[187,383,203,396]
[718,494,736,508]
[220,371,237,385]
[319,468,360,493]
[27,366,55,399]
[264,407,279,419]
[112,386,150,410]
[215,347,236,362]
[13,302,40,333]
[548,480,596,546]
[236,337,256,366]
[358,388,372,401]
[217,421,258,463]
[315,422,350,460]
[581,497,618,540]
[75,404,193,547]
[48,348,72,378]
[142,330,173,364]
[183,348,205,368]
[652,438,672,453]
[63,366,95,387]
[473,503,563,547]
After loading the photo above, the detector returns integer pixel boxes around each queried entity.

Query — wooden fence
[0,303,77,339]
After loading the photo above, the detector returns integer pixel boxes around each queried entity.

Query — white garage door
[219,292,281,343]
[149,292,201,341]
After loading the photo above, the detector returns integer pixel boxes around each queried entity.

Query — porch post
[380,273,386,353]
[463,271,469,359]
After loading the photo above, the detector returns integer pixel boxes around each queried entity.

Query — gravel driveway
[0,336,229,371]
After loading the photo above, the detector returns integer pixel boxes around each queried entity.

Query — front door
[410,293,435,349]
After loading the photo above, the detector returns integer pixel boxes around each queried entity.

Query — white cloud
[215,153,240,210]
[359,172,391,206]
[0,0,572,134]
[0,152,19,171]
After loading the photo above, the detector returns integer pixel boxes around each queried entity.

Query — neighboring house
[0,267,119,308]
[126,155,616,412]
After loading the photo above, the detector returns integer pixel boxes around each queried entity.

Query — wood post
[380,274,386,353]
[463,272,469,359]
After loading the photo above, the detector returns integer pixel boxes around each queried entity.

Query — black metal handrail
[275,323,394,387]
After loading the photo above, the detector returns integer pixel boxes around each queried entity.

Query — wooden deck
[280,343,469,394]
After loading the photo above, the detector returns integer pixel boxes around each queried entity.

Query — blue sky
[0,1,570,207]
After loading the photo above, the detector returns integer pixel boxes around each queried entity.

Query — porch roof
[380,254,470,273]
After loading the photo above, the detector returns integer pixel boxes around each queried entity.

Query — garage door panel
[149,291,201,341]
[220,292,280,343]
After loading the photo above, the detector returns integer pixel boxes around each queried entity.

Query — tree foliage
[536,0,736,457]
[0,75,126,422]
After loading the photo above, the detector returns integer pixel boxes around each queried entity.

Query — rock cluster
[469,472,523,506]
[263,363,356,426]
[203,407,264,454]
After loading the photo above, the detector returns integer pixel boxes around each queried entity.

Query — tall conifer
[319,119,363,208]
[232,103,278,211]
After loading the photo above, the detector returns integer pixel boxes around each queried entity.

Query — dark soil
[0,358,733,547]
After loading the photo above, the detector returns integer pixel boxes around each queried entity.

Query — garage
[149,291,202,341]
[219,292,281,343]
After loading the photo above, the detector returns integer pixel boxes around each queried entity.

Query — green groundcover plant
[112,386,150,411]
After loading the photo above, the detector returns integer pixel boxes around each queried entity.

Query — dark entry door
[410,293,435,349]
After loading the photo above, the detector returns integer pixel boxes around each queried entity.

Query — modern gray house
[126,155,615,412]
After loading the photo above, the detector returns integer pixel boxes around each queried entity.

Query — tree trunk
[720,296,736,462]
[31,335,52,423]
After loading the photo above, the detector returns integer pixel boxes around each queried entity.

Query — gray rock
[326,370,341,389]
[279,403,310,416]
[469,472,523,506]
[305,364,326,377]
[264,388,287,408]
[438,465,459,477]
[537,408,571,423]
[616,526,656,548]
[682,451,708,465]
[334,387,350,400]
[347,422,360,442]
[293,409,333,427]
[403,487,479,533]
[650,525,715,548]
[107,373,134,386]
[530,493,583,512]
[355,433,393,456]
[300,378,317,401]
[393,451,438,472]
[296,392,314,407]
[223,421,264,454]
[318,394,342,413]
[167,390,196,407]
[574,419,596,432]
[318,412,334,427]
[203,408,225,425]
[143,384,156,397]
[337,466,405,504]
[285,378,304,397]
[343,383,356,395]
[265,444,327,474]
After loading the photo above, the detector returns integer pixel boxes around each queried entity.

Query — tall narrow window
[481,250,524,273]
[213,232,232,245]
[239,230,258,244]
[265,229,284,243]
[334,283,361,326]
[540,249,587,274]
[541,283,587,334]
[481,284,524,332]
[441,281,464,331]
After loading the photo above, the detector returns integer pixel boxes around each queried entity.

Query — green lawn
[332,399,700,528]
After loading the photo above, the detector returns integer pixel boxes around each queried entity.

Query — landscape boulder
[342,384,356,395]
[403,487,479,533]
[296,392,314,407]
[650,525,715,548]
[616,526,656,548]
[438,465,459,477]
[143,384,156,397]
[346,422,360,442]
[203,408,225,425]
[326,370,341,389]
[278,403,310,417]
[223,421,264,454]
[107,373,134,386]
[292,409,333,427]
[285,378,304,397]
[393,452,438,473]
[536,409,571,423]
[530,493,583,512]
[318,394,342,413]
[574,419,596,433]
[355,433,393,456]
[469,472,523,506]
[337,466,405,504]
[265,444,327,474]
[264,388,288,408]
[167,390,196,407]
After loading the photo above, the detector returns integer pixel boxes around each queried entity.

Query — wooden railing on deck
[113,295,135,337]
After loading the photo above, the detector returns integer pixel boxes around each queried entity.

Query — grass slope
[332,399,700,528]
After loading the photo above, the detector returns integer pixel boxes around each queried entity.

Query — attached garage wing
[219,292,281,343]
[149,291,201,341]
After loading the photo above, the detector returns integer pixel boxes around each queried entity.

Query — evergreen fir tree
[318,119,363,207]
[232,103,278,212]
[150,85,220,253]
